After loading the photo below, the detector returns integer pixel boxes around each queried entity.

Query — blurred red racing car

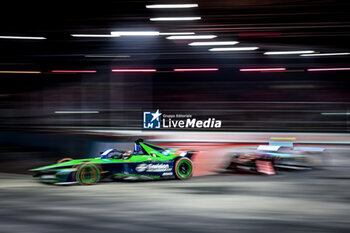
[226,142,325,175]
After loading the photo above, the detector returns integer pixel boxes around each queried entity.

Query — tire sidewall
[57,158,73,164]
[174,157,193,180]
[74,162,102,185]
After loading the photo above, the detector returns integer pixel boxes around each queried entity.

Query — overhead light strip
[301,53,349,57]
[71,34,119,38]
[150,17,201,21]
[240,68,286,72]
[0,71,42,74]
[85,55,130,58]
[146,4,198,9]
[112,69,157,72]
[210,47,259,51]
[0,36,46,40]
[159,32,195,35]
[189,41,239,46]
[264,51,314,55]
[51,70,97,73]
[307,68,350,71]
[174,68,219,72]
[111,31,159,36]
[167,35,216,40]
[321,113,350,115]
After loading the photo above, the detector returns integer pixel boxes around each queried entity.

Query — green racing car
[30,139,195,185]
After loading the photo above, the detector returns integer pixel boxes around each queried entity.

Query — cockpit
[100,139,147,159]
[99,139,173,159]
[100,149,130,159]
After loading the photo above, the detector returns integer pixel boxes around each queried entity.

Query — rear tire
[57,158,73,164]
[174,158,193,180]
[74,163,102,185]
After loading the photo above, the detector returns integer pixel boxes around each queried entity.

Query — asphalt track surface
[1,167,350,233]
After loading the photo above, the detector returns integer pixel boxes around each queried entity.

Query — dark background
[1,3,350,233]
[0,0,349,132]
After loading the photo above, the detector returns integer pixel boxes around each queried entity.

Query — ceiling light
[240,68,286,72]
[264,51,314,55]
[150,17,201,21]
[51,70,97,73]
[307,68,350,71]
[0,71,42,74]
[112,69,157,72]
[167,35,216,40]
[174,68,219,72]
[210,47,258,51]
[111,31,159,36]
[301,53,349,57]
[146,4,198,8]
[159,32,195,35]
[189,41,239,46]
[0,36,46,40]
[71,34,119,38]
[85,55,130,58]
[321,112,350,115]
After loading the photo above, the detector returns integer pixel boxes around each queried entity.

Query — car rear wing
[293,147,325,152]
[183,151,197,160]
[269,141,294,147]
[257,145,281,152]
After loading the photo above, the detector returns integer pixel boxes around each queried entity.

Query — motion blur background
[1,1,350,233]
[0,0,349,132]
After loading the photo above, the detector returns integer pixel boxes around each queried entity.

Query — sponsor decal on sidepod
[136,163,172,172]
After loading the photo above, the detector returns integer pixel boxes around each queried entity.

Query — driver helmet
[101,148,114,159]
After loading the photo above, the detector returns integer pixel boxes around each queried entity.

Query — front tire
[74,163,102,185]
[174,158,193,180]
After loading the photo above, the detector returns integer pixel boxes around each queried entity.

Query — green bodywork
[31,142,180,172]
[31,141,194,184]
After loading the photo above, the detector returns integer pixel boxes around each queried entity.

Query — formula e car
[31,139,195,185]
[226,142,325,175]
